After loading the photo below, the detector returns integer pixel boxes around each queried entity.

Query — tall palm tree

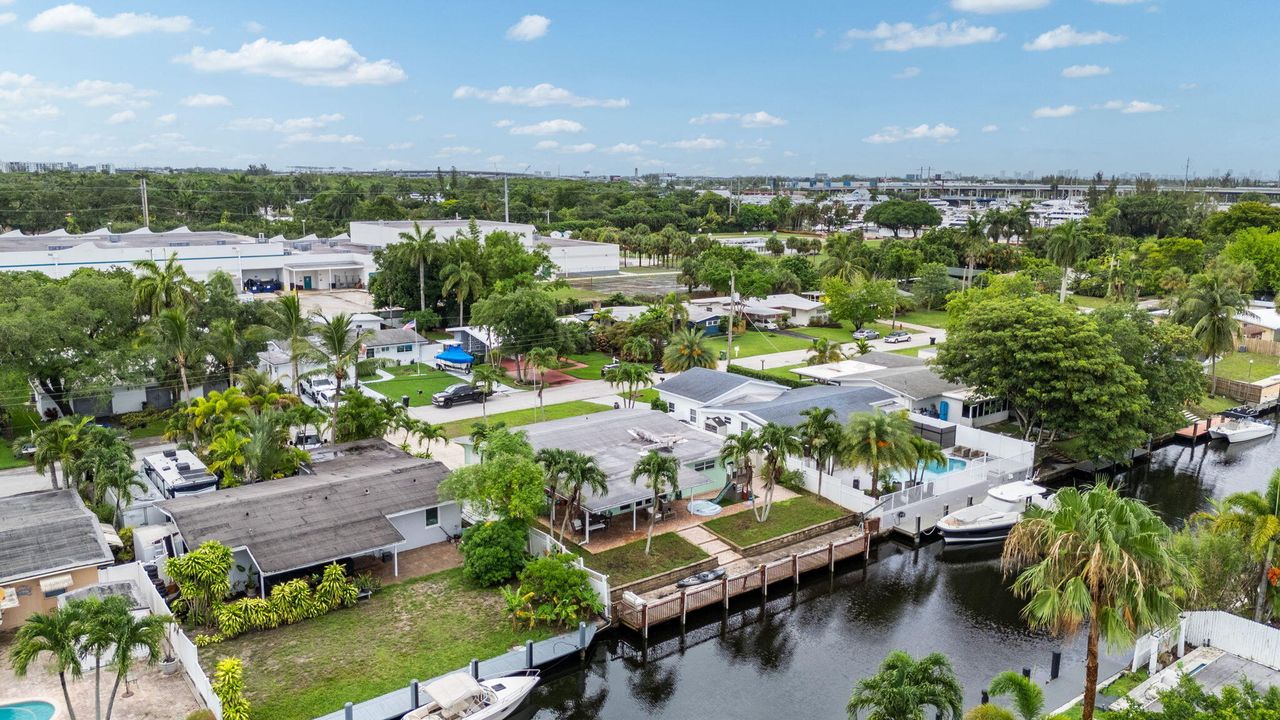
[621,336,653,363]
[631,450,680,554]
[101,598,171,720]
[987,671,1067,720]
[1006,202,1033,244]
[1173,270,1255,395]
[526,346,560,418]
[18,417,80,489]
[655,292,689,334]
[440,257,484,326]
[756,422,801,522]
[847,650,963,720]
[800,407,843,499]
[304,312,371,443]
[983,208,1008,245]
[414,420,446,458]
[288,402,328,444]
[606,362,653,409]
[907,435,946,486]
[961,216,989,288]
[131,252,196,317]
[265,294,314,396]
[10,602,87,720]
[471,364,505,422]
[146,308,198,403]
[1002,484,1189,720]
[1044,221,1091,304]
[540,449,607,543]
[536,447,573,541]
[663,328,716,372]
[394,221,438,312]
[719,427,761,499]
[806,338,846,365]
[1204,469,1280,623]
[206,318,247,388]
[96,462,148,525]
[843,411,917,499]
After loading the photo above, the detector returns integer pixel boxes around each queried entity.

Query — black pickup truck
[430,383,492,408]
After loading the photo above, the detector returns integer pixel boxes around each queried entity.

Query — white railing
[527,527,611,620]
[99,563,221,718]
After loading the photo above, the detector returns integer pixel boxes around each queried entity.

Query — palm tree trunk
[94,654,101,720]
[1255,544,1274,623]
[458,297,465,327]
[59,672,79,720]
[1210,356,1219,396]
[292,356,301,397]
[418,261,426,313]
[559,488,576,543]
[228,359,235,389]
[178,361,191,402]
[105,670,125,720]
[1058,270,1069,304]
[330,378,342,443]
[646,489,657,554]
[817,462,824,499]
[49,464,59,490]
[1081,608,1102,720]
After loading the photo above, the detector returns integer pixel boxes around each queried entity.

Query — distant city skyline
[1,1,1275,177]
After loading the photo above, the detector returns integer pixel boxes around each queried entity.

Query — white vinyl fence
[1132,610,1280,673]
[527,527,611,620]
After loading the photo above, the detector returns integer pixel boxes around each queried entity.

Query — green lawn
[201,568,552,720]
[704,495,848,547]
[888,345,934,357]
[625,388,661,406]
[711,331,813,359]
[573,532,709,586]
[757,363,808,381]
[895,308,951,329]
[423,330,453,341]
[549,283,608,303]
[365,369,462,406]
[561,352,615,380]
[1067,294,1113,309]
[794,321,916,345]
[0,443,26,470]
[1195,395,1239,415]
[1214,351,1280,383]
[2,401,40,469]
[441,400,611,438]
[126,417,169,440]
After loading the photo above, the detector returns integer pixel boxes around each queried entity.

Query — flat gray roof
[0,490,113,585]
[855,366,965,400]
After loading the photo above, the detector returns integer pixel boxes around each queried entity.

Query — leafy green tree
[631,450,680,554]
[166,540,234,627]
[1002,484,1189,720]
[442,428,545,521]
[863,199,942,238]
[1203,469,1280,623]
[460,519,530,586]
[1044,221,1091,303]
[964,706,1016,720]
[843,411,916,499]
[212,657,251,720]
[1092,305,1205,436]
[1203,200,1280,238]
[1222,227,1280,293]
[304,312,371,442]
[822,275,897,330]
[1172,269,1254,395]
[1108,193,1188,238]
[1106,674,1280,719]
[333,387,393,442]
[663,329,717,371]
[912,262,955,310]
[131,252,197,317]
[847,650,963,720]
[764,235,785,256]
[469,286,559,382]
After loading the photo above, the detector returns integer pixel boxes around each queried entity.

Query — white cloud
[509,118,584,135]
[1178,82,1198,91]
[951,0,1048,12]
[1031,104,1078,118]
[1099,99,1164,113]
[506,14,550,41]
[861,123,959,144]
[452,83,628,108]
[1023,25,1124,51]
[1062,64,1111,78]
[560,143,595,154]
[689,111,786,128]
[493,119,514,128]
[285,132,362,144]
[0,73,157,121]
[387,142,414,150]
[177,37,407,87]
[893,66,922,79]
[689,112,736,125]
[180,93,231,107]
[603,143,641,154]
[227,113,344,132]
[408,113,425,122]
[29,4,191,37]
[534,140,559,150]
[739,156,764,165]
[244,20,264,34]
[844,21,1004,51]
[437,145,481,156]
[156,113,177,125]
[982,124,1000,132]
[106,109,136,124]
[486,155,506,164]
[665,137,726,150]
[736,138,772,150]
[0,12,15,25]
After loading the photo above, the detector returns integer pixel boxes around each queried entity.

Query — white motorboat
[1208,418,1274,443]
[937,480,1050,545]
[403,670,539,720]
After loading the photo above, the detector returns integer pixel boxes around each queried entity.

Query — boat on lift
[937,480,1051,545]
[1208,417,1274,443]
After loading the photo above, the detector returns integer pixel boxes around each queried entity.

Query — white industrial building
[348,219,619,277]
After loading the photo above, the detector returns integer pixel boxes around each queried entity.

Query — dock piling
[679,589,687,629]
[469,659,479,679]
[409,680,420,709]
[1022,667,1031,680]
[792,554,800,583]
[344,702,353,720]
[525,639,534,668]
[1051,651,1062,679]
[578,620,587,648]
[759,565,767,600]
[722,575,730,609]
[828,542,836,573]
[981,691,989,704]
[967,496,974,507]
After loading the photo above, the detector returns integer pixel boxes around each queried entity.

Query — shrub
[353,571,382,595]
[504,553,602,628]
[777,468,806,492]
[115,526,135,563]
[269,578,320,624]
[185,710,216,720]
[649,398,670,412]
[313,563,358,610]
[192,632,224,648]
[166,541,233,626]
[212,657,251,720]
[725,364,810,389]
[460,519,529,586]
[215,598,278,638]
[963,705,1016,720]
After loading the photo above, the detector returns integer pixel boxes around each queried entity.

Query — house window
[396,344,413,353]
[365,348,375,359]
[691,458,717,472]
[688,409,696,422]
[424,506,439,527]
[741,422,748,433]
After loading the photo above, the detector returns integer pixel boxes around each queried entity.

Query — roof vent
[175,462,190,472]
[163,449,177,459]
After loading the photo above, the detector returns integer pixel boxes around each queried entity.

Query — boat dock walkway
[1175,416,1227,440]
[314,623,597,720]
[876,477,1005,542]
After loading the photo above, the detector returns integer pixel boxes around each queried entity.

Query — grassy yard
[704,495,848,547]
[126,417,169,440]
[201,568,552,720]
[440,400,611,438]
[423,330,453,341]
[794,321,915,345]
[1067,294,1113,309]
[888,345,935,357]
[0,443,26,469]
[549,283,608,303]
[756,363,808,381]
[625,388,661,406]
[561,351,615,380]
[895,308,950,329]
[711,331,813,358]
[573,532,709,586]
[1195,395,1239,415]
[1214,351,1280,382]
[365,369,461,407]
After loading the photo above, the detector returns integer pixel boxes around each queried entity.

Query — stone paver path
[678,525,743,567]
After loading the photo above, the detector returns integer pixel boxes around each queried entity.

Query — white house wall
[543,242,619,276]
[387,503,461,550]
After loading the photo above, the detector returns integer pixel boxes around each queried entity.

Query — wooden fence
[1242,337,1280,357]
[616,531,869,637]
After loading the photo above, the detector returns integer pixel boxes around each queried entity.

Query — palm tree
[961,216,989,288]
[606,362,653,409]
[526,346,560,418]
[756,422,802,522]
[96,463,147,525]
[1173,270,1255,395]
[289,402,328,444]
[236,367,283,399]
[471,364,505,421]
[440,257,484,326]
[205,430,249,485]
[100,598,171,720]
[1204,469,1280,623]
[394,221,438,312]
[847,650,963,720]
[539,449,607,543]
[131,252,196,317]
[536,447,573,540]
[655,292,689,334]
[19,417,80,489]
[1045,221,1091,304]
[806,338,846,365]
[663,328,716,371]
[719,427,761,499]
[242,409,302,483]
[843,411,917,499]
[621,335,654,363]
[983,208,1008,245]
[265,294,314,396]
[206,318,248,387]
[1002,484,1189,720]
[987,670,1067,720]
[851,337,873,357]
[800,407,843,499]
[304,312,371,443]
[10,602,87,720]
[146,308,199,403]
[1006,202,1033,244]
[631,450,680,554]
[414,420,446,458]
[906,435,946,486]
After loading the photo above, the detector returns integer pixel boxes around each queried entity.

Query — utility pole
[503,175,509,223]
[139,177,150,227]
[1184,157,1190,194]
[726,272,735,368]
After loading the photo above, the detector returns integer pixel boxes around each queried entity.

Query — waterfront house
[654,367,785,426]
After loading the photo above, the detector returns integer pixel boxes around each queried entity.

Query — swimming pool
[893,457,968,483]
[0,701,56,720]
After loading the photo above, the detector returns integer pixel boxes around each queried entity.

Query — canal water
[522,431,1280,720]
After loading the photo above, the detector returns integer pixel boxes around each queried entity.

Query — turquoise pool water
[0,701,55,720]
[893,456,967,483]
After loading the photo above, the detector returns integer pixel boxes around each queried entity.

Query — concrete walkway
[678,525,743,567]
[405,379,619,423]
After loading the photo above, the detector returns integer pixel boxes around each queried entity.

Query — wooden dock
[616,527,873,637]
[1175,416,1227,440]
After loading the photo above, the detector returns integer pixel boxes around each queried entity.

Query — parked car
[651,362,666,374]
[301,376,336,399]
[756,321,779,331]
[884,330,912,344]
[851,328,881,340]
[431,383,490,408]
[600,359,621,377]
[293,432,325,450]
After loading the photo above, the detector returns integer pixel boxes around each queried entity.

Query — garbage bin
[719,350,727,361]
[402,395,410,408]
[930,336,937,345]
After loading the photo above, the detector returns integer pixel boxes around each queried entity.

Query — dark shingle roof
[710,384,897,426]
[857,366,965,400]
[857,351,927,369]
[0,490,113,585]
[159,447,449,575]
[363,328,425,347]
[654,367,782,403]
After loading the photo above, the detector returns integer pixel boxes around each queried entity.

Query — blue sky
[0,1,1275,177]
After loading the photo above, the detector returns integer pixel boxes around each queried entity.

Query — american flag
[402,319,417,331]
